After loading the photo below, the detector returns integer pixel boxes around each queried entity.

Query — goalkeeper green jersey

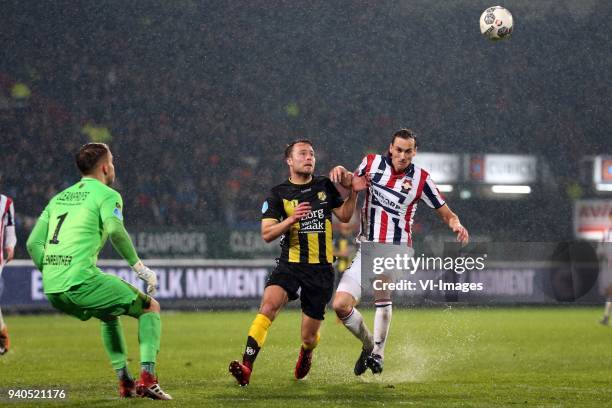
[30,177,130,293]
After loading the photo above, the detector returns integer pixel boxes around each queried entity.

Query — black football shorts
[266,260,334,320]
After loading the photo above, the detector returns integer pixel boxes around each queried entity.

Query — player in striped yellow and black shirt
[262,176,342,264]
[229,139,357,386]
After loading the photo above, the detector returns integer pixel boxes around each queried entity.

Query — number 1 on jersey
[49,212,68,244]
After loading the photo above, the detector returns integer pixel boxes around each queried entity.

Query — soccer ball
[479,6,513,41]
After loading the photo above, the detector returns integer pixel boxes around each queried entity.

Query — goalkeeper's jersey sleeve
[40,177,126,293]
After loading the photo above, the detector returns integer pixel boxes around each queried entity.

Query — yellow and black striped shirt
[262,176,344,264]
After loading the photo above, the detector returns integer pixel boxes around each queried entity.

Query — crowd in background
[1,1,610,256]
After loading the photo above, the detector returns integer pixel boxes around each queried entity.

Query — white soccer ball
[479,6,513,41]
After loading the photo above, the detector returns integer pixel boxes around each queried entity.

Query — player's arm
[351,156,372,192]
[4,200,16,263]
[101,195,158,295]
[331,156,372,193]
[332,190,358,223]
[327,174,358,223]
[26,208,50,271]
[419,174,468,244]
[329,165,353,189]
[260,190,311,243]
[436,204,469,244]
[351,175,370,192]
[105,218,157,295]
[261,202,311,243]
[104,217,139,266]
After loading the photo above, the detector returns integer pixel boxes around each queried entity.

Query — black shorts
[266,260,335,320]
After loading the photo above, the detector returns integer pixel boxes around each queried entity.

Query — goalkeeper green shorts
[46,272,151,321]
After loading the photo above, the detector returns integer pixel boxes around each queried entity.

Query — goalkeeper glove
[132,261,158,296]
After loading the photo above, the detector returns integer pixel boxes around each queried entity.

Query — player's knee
[332,297,352,318]
[145,298,160,313]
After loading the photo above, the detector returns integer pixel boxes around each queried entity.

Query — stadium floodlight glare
[437,184,454,192]
[491,185,531,194]
[595,183,612,192]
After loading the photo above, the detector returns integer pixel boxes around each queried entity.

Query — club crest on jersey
[317,191,326,201]
[401,179,412,193]
[113,202,123,220]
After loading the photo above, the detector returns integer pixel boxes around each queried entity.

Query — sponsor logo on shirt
[43,254,73,266]
[299,208,326,232]
[371,186,401,213]
[57,191,90,202]
[113,202,124,220]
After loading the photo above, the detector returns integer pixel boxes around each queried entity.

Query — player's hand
[5,247,14,264]
[452,223,469,245]
[289,202,312,223]
[352,175,370,192]
[132,261,158,296]
[329,166,353,189]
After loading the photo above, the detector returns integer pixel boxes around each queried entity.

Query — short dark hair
[390,128,418,147]
[75,143,110,175]
[284,139,313,158]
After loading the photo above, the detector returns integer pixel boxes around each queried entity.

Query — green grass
[1,307,611,407]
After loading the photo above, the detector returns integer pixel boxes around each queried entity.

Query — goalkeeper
[26,143,171,400]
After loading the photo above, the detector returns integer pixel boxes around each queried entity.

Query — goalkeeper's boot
[367,353,384,374]
[229,360,252,386]
[600,316,609,326]
[136,371,172,400]
[294,346,313,379]
[354,347,371,376]
[0,326,9,355]
[118,378,137,398]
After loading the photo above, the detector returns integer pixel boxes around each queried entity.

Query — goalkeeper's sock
[339,307,373,351]
[242,313,272,368]
[138,312,161,370]
[141,362,156,376]
[101,318,129,370]
[115,366,133,381]
[372,300,392,357]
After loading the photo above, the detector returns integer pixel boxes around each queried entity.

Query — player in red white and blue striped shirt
[330,128,469,375]
[0,193,16,355]
[354,150,446,246]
